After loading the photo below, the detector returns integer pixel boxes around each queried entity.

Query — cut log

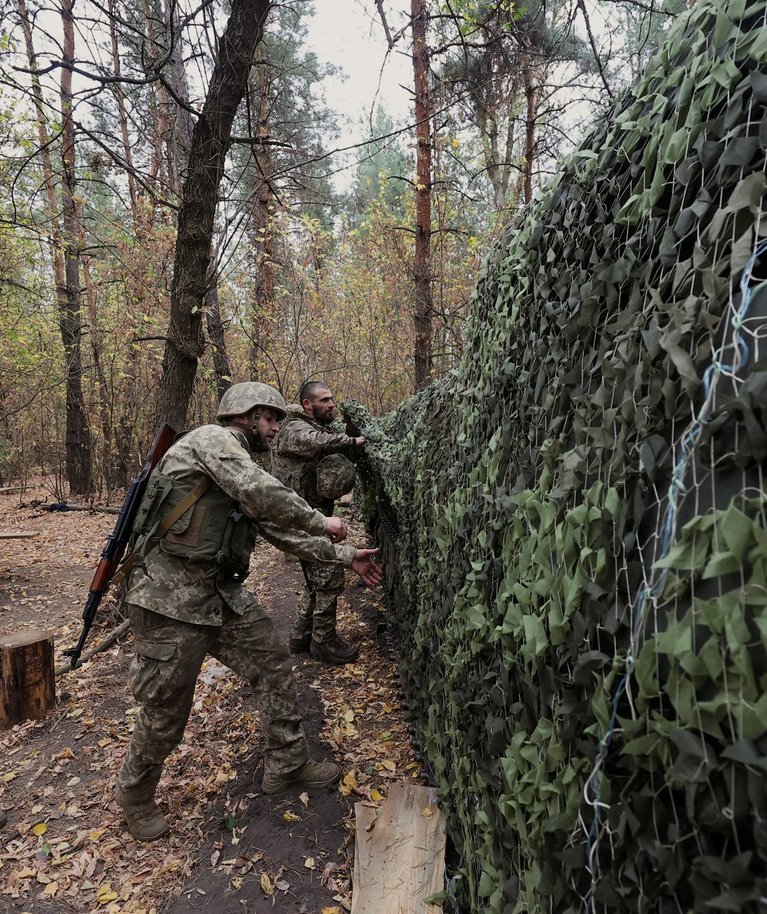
[0,486,24,494]
[352,783,446,914]
[0,532,37,539]
[0,629,56,729]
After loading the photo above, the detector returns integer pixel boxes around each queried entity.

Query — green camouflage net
[345,0,767,910]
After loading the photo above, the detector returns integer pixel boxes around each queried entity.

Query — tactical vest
[132,470,257,580]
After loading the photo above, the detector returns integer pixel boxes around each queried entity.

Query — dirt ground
[0,486,420,914]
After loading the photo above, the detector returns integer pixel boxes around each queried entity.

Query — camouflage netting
[345,0,767,911]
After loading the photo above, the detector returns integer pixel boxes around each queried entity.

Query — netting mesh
[346,0,767,910]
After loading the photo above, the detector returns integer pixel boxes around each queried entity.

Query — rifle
[63,423,177,670]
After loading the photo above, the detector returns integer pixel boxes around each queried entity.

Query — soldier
[115,382,382,842]
[273,381,365,665]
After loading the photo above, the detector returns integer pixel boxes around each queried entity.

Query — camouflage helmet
[216,382,287,421]
[315,453,357,501]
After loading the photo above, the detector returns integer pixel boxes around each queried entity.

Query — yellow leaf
[381,760,396,772]
[260,872,274,896]
[370,789,385,803]
[37,873,51,884]
[322,908,343,914]
[343,709,355,723]
[18,868,36,879]
[56,748,75,760]
[88,828,106,841]
[304,857,316,870]
[282,811,301,823]
[32,822,48,836]
[2,770,16,782]
[43,880,58,896]
[421,806,433,817]
[96,884,119,903]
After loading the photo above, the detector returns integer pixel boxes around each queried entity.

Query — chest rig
[132,471,258,581]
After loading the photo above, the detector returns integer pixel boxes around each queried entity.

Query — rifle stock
[64,423,177,670]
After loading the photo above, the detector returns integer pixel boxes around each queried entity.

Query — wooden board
[0,532,37,539]
[352,783,446,914]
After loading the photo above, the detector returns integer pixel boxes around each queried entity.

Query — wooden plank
[352,783,446,914]
[0,532,37,539]
[354,803,378,891]
[0,629,56,729]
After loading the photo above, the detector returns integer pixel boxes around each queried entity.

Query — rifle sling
[111,477,211,589]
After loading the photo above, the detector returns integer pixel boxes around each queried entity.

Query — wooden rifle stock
[63,423,177,670]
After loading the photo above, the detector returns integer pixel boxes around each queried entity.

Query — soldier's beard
[245,427,269,452]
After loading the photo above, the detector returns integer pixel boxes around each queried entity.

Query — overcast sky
[303,1,414,151]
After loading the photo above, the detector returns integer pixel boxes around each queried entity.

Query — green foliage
[349,0,767,910]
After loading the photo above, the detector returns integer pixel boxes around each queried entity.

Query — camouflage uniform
[117,424,356,806]
[272,407,358,647]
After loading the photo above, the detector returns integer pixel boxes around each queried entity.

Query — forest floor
[0,485,418,914]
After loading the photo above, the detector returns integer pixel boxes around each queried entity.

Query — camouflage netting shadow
[345,1,767,911]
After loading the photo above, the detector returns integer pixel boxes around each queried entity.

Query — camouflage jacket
[272,408,357,510]
[125,424,356,625]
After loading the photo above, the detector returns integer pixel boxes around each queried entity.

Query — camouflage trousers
[291,560,345,644]
[117,601,309,803]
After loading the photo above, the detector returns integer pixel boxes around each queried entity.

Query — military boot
[310,635,359,665]
[115,785,170,842]
[288,636,311,654]
[262,759,342,795]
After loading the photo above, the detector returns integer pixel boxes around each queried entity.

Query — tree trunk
[250,43,276,376]
[522,52,537,205]
[154,0,271,428]
[19,0,92,493]
[205,257,233,400]
[412,0,432,391]
[59,0,93,494]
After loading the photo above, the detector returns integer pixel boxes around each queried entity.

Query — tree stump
[0,630,55,729]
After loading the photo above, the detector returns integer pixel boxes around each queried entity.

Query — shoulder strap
[111,476,211,589]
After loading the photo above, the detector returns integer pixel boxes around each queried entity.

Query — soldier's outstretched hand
[351,548,382,586]
[325,516,348,543]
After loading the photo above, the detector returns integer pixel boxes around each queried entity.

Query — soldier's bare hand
[351,548,382,586]
[325,516,348,543]
[354,436,366,447]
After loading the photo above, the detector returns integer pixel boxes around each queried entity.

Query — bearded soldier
[115,382,381,841]
[272,381,365,665]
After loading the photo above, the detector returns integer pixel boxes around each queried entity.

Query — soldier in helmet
[115,382,382,842]
[272,381,366,665]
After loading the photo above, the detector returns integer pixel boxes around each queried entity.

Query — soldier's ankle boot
[310,635,359,665]
[115,786,170,842]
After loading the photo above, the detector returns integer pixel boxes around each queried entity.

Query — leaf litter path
[0,488,421,914]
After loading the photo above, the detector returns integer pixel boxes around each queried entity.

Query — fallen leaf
[32,822,48,837]
[343,709,355,723]
[299,791,309,807]
[421,806,433,817]
[274,879,291,891]
[260,872,274,896]
[381,760,396,772]
[282,811,300,823]
[96,884,119,903]
[304,857,317,870]
[322,907,342,914]
[370,788,385,803]
[43,880,58,896]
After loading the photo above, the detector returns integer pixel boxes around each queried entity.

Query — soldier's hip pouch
[215,510,257,583]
